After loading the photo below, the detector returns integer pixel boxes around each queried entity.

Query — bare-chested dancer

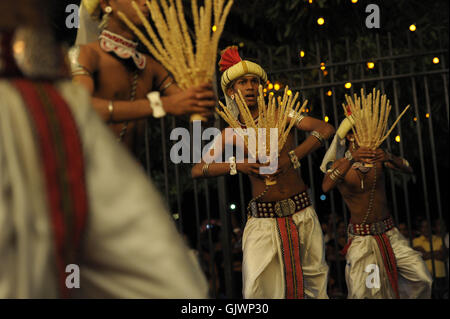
[70,0,216,151]
[321,118,432,299]
[192,47,335,299]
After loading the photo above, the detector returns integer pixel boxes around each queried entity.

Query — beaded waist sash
[248,190,311,218]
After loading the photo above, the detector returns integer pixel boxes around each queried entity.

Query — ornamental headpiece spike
[218,45,242,72]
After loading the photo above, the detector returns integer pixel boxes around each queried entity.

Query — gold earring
[99,6,112,29]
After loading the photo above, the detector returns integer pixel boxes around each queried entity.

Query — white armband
[147,91,166,118]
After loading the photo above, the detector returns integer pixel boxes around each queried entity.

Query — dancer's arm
[273,115,335,177]
[291,116,335,160]
[191,129,263,179]
[373,149,414,174]
[322,147,375,192]
[72,46,215,122]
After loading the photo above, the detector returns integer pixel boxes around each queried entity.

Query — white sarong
[242,206,329,299]
[345,227,432,299]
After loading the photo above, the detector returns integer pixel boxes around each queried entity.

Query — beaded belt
[348,216,395,236]
[248,191,312,218]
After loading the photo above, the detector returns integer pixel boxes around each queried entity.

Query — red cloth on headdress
[218,46,242,72]
[345,105,352,116]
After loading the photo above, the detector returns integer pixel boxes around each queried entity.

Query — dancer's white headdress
[75,0,102,45]
[219,46,268,118]
[320,110,355,173]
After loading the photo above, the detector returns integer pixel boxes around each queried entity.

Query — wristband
[329,168,344,182]
[288,150,301,169]
[147,91,166,118]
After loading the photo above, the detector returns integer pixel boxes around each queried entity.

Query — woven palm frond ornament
[216,85,308,185]
[343,88,410,166]
[117,0,234,122]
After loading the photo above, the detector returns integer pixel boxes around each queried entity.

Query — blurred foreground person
[0,0,208,298]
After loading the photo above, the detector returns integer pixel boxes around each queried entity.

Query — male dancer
[321,116,432,299]
[0,0,208,298]
[71,0,216,151]
[192,47,335,299]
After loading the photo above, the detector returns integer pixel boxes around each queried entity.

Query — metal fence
[142,30,449,299]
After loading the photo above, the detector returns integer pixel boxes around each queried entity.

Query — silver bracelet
[289,110,306,126]
[311,130,325,145]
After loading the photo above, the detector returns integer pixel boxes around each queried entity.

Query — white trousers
[345,227,432,299]
[242,206,329,299]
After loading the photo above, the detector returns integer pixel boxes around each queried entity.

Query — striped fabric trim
[13,79,88,298]
[374,234,400,299]
[276,216,305,299]
[241,61,249,74]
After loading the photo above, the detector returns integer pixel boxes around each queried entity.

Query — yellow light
[426,113,430,118]
[413,117,417,122]
[433,57,440,64]
[395,135,401,143]
[409,24,416,32]
[268,83,274,90]
[317,17,325,26]
[351,0,358,3]
[309,0,313,3]
[324,116,329,122]
[326,90,332,96]
[345,82,352,89]
[263,88,267,93]
[274,83,281,91]
[212,25,217,32]
[367,62,375,69]
[300,50,305,58]
[269,92,274,96]
[287,90,292,96]
[239,42,245,48]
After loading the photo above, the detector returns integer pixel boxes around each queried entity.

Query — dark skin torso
[221,125,307,202]
[338,161,390,224]
[247,133,307,201]
[78,42,176,149]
